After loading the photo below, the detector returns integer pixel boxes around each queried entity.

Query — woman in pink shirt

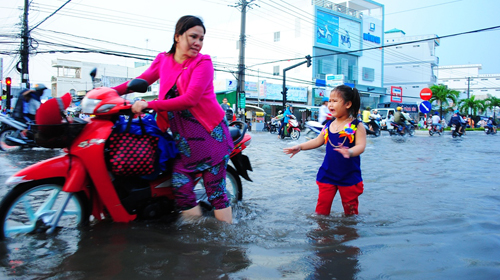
[113,16,234,223]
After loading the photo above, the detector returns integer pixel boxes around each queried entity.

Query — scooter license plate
[451,127,455,131]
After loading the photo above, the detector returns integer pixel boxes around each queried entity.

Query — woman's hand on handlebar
[131,100,148,114]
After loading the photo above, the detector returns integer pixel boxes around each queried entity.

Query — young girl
[284,85,366,216]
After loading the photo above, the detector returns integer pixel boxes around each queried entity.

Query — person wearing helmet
[431,111,442,131]
[393,106,406,132]
[448,109,464,136]
[318,96,331,125]
[272,110,284,137]
[280,104,293,138]
[486,116,497,133]
[12,84,47,124]
[362,106,371,124]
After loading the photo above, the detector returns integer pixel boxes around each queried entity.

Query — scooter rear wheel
[290,130,300,140]
[0,181,89,240]
[194,165,242,208]
[0,129,23,152]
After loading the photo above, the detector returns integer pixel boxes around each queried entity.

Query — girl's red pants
[315,181,364,216]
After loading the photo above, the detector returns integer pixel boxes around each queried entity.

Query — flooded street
[0,131,499,279]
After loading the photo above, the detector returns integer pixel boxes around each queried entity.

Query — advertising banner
[316,9,361,52]
[265,83,307,102]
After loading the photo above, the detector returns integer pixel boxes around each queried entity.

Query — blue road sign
[419,101,432,114]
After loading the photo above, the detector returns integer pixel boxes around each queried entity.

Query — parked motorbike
[0,79,253,240]
[281,115,300,140]
[428,124,443,136]
[363,118,381,137]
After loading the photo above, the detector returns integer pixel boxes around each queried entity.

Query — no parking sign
[419,101,432,114]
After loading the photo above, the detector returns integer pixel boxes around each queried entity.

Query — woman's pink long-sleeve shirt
[112,52,225,133]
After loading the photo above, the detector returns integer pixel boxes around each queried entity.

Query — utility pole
[20,0,30,88]
[233,0,257,120]
[18,0,72,89]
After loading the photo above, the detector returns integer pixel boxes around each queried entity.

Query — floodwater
[0,130,499,279]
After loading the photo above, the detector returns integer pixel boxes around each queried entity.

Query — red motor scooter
[0,79,252,239]
[280,115,301,140]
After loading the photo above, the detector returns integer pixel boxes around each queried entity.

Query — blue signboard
[419,101,432,114]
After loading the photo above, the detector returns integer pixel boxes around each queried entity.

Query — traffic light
[5,77,11,110]
[306,55,312,67]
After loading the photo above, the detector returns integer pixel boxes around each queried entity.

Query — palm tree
[484,96,500,119]
[458,95,485,117]
[429,84,460,118]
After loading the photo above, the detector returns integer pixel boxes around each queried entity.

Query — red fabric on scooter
[35,93,72,125]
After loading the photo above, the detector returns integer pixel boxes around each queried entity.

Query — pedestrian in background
[283,85,366,216]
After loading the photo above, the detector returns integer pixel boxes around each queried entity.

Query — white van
[374,108,395,130]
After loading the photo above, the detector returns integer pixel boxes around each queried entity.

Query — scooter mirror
[127,79,149,93]
[90,68,97,80]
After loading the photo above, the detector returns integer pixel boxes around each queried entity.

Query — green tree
[484,96,500,119]
[458,95,485,117]
[429,84,460,118]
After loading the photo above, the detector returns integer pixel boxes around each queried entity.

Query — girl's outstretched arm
[283,131,325,158]
[334,122,367,158]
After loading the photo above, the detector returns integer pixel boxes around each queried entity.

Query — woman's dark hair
[333,85,360,118]
[168,15,206,55]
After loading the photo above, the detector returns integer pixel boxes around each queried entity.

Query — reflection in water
[0,221,251,279]
[306,216,360,280]
[47,222,250,279]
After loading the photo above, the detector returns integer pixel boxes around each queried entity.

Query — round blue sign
[419,101,432,114]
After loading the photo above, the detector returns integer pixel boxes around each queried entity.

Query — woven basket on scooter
[32,122,87,148]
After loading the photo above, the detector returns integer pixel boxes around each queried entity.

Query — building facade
[437,64,500,100]
[382,29,440,108]
[213,0,385,120]
[51,59,135,98]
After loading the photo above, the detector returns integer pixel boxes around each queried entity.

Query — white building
[51,59,136,98]
[437,64,500,100]
[382,29,440,106]
[213,0,385,114]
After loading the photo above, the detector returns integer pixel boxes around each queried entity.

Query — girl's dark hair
[168,15,206,55]
[333,85,360,117]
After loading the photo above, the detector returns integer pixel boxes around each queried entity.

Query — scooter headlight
[81,98,101,114]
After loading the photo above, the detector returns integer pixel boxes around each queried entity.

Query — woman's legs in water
[172,160,232,223]
[203,160,232,223]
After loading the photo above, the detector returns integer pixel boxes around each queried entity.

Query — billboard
[315,8,361,52]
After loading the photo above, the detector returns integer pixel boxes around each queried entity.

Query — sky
[1,0,499,87]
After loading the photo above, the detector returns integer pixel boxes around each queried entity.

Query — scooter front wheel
[0,181,89,240]
[0,129,22,152]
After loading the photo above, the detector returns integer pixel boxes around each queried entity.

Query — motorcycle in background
[484,125,497,135]
[281,115,300,140]
[304,120,323,139]
[0,113,38,152]
[264,118,280,134]
[363,118,381,137]
[0,77,253,240]
[428,124,443,136]
[451,124,463,138]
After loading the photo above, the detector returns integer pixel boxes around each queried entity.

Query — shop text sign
[391,86,403,103]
